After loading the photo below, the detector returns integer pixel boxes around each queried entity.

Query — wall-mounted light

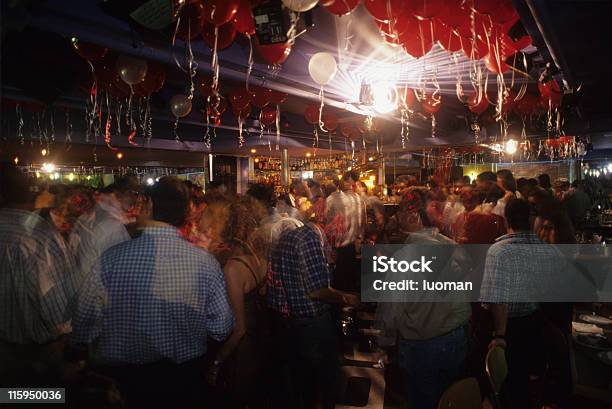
[116,152,124,159]
[250,148,257,154]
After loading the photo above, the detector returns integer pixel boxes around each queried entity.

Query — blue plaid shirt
[480,231,562,317]
[70,226,234,364]
[268,224,330,319]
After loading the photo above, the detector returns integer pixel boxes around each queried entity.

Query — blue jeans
[398,325,467,409]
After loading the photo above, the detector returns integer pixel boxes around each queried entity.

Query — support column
[281,148,290,187]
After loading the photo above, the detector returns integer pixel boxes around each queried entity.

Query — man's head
[496,169,516,193]
[476,171,496,188]
[504,198,531,232]
[247,183,277,209]
[341,171,360,191]
[537,173,552,189]
[150,176,190,227]
[99,176,140,214]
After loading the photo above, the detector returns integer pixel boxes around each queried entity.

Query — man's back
[325,190,365,247]
[71,226,233,364]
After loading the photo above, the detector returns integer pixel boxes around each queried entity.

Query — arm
[69,262,106,346]
[309,287,358,306]
[214,260,249,363]
[489,304,508,349]
[204,260,235,342]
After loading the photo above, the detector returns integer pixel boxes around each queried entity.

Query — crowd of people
[0,159,602,409]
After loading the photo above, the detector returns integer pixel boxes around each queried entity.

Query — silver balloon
[170,94,192,118]
[116,55,148,85]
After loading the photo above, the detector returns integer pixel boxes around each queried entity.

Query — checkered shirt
[70,226,234,364]
[480,231,562,317]
[268,224,330,319]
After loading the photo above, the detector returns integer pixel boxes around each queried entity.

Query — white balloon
[308,52,337,86]
[170,94,192,118]
[282,0,319,12]
[116,55,148,85]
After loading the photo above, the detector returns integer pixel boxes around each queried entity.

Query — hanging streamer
[16,104,24,145]
[275,104,281,150]
[64,109,72,145]
[246,34,254,90]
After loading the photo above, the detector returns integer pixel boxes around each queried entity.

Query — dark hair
[247,183,277,208]
[537,174,552,189]
[322,182,338,197]
[505,198,531,231]
[342,170,360,184]
[532,194,576,244]
[184,181,205,207]
[477,171,496,184]
[0,161,33,206]
[496,169,517,193]
[516,177,528,191]
[480,181,504,203]
[150,176,190,227]
[460,175,472,185]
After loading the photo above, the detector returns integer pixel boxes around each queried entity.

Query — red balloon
[93,58,130,98]
[364,0,406,21]
[398,85,415,108]
[199,76,215,97]
[250,86,272,108]
[492,0,517,24]
[461,36,488,60]
[472,0,497,15]
[260,106,277,125]
[340,123,354,137]
[134,63,166,96]
[208,96,228,116]
[322,111,338,131]
[202,21,237,50]
[233,0,256,35]
[512,35,532,52]
[254,37,292,65]
[270,90,288,105]
[406,0,444,20]
[514,94,537,116]
[325,0,360,16]
[422,96,441,114]
[484,52,509,74]
[455,12,489,38]
[356,117,368,134]
[434,19,462,52]
[232,104,251,119]
[437,0,469,29]
[501,90,517,113]
[229,88,252,111]
[71,39,108,61]
[304,104,320,125]
[538,79,562,98]
[399,16,433,58]
[468,92,489,115]
[177,2,206,41]
[203,0,240,26]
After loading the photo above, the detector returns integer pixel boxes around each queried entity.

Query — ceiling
[1,0,611,162]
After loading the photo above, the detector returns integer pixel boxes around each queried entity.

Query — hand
[488,337,507,350]
[205,362,220,386]
[373,350,390,368]
[342,293,359,307]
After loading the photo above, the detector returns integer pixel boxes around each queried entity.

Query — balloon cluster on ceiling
[65,0,572,157]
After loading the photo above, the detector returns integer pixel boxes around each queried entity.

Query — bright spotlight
[41,163,56,173]
[146,178,154,186]
[371,82,398,114]
[505,139,518,155]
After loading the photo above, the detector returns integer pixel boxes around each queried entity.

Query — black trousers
[271,311,339,409]
[95,356,222,409]
[333,243,360,293]
[505,311,546,409]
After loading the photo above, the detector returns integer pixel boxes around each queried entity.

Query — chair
[437,377,482,409]
[485,347,508,409]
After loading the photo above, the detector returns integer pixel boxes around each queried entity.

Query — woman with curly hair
[206,195,270,408]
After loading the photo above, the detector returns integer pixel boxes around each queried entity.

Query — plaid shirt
[268,224,330,319]
[480,231,561,317]
[0,208,77,344]
[70,226,234,364]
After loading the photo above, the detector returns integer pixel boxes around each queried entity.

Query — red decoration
[199,76,215,97]
[437,0,469,29]
[71,39,108,61]
[501,90,517,113]
[340,123,353,137]
[422,96,441,114]
[203,0,240,26]
[322,111,338,131]
[232,0,256,35]
[398,85,415,108]
[134,63,166,96]
[399,16,434,58]
[202,21,237,50]
[461,36,488,60]
[232,104,251,119]
[468,92,489,115]
[472,0,497,15]
[254,37,292,65]
[260,105,277,125]
[324,0,360,16]
[364,0,406,21]
[250,86,272,108]
[484,51,509,74]
[176,2,206,41]
[270,90,288,105]
[514,93,537,116]
[304,104,320,125]
[538,79,562,98]
[434,19,462,52]
[406,0,444,20]
[492,0,518,24]
[229,88,252,111]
